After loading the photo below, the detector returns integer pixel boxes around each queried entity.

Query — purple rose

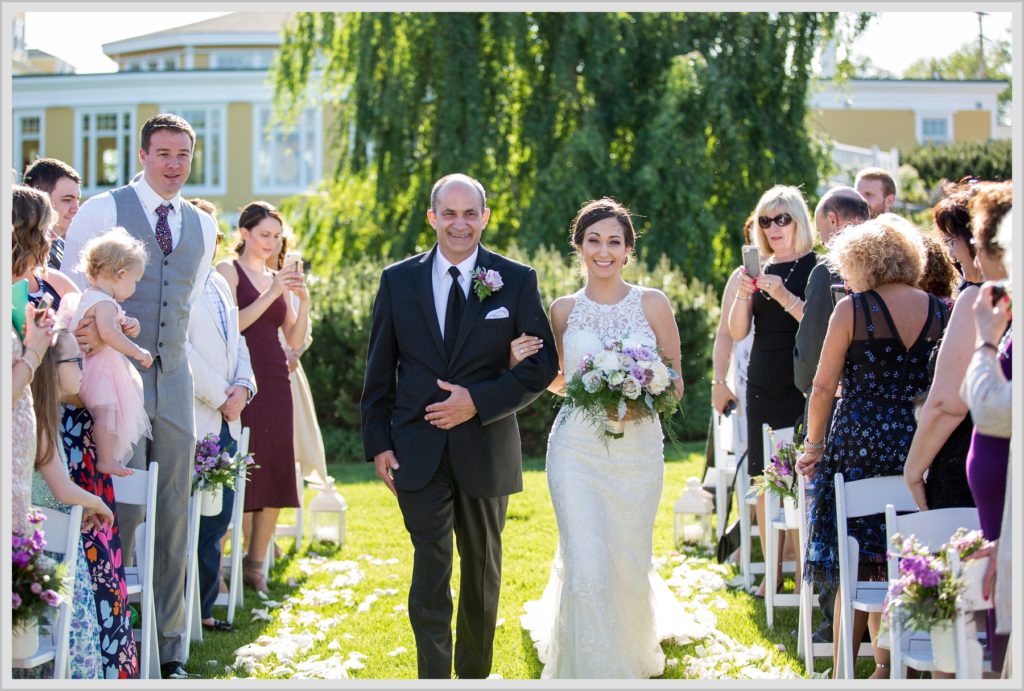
[635,345,655,361]
[41,589,61,607]
[30,582,42,595]
[12,593,22,609]
[629,364,647,382]
[12,551,31,569]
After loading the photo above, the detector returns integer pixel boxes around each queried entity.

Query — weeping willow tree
[272,11,868,287]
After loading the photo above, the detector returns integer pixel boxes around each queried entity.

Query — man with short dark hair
[854,166,897,218]
[793,185,869,644]
[62,113,217,680]
[23,157,82,270]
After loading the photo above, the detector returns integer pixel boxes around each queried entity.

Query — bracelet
[14,356,36,383]
[711,379,727,386]
[21,346,43,369]
[735,294,751,302]
[803,438,826,452]
[977,341,999,354]
[784,296,801,313]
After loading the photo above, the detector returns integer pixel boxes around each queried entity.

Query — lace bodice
[562,286,657,379]
[12,331,37,534]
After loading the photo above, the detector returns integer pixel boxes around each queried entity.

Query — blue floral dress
[804,290,948,589]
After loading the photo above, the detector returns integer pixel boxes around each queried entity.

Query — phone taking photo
[830,282,848,307]
[35,292,54,324]
[741,245,761,277]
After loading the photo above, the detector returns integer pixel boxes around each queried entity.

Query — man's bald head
[814,186,870,244]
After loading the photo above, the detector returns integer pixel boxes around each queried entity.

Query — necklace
[760,254,802,302]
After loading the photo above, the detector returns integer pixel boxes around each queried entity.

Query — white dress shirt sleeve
[60,192,117,291]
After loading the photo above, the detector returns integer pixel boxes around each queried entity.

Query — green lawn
[182,441,867,679]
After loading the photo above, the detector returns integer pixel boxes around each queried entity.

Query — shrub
[900,140,1011,192]
[303,246,717,460]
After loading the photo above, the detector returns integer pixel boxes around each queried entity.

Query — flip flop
[201,618,234,632]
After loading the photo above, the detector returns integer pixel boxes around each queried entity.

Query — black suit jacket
[360,244,559,498]
[793,260,840,394]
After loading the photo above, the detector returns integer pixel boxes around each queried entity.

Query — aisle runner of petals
[224,552,802,679]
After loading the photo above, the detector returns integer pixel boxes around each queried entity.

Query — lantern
[673,477,714,549]
[308,476,347,545]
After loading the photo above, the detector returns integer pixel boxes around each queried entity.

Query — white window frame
[916,113,953,146]
[210,49,274,70]
[160,104,228,196]
[74,108,136,195]
[13,110,45,176]
[251,104,323,196]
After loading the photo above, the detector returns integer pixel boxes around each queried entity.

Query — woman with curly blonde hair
[796,214,950,679]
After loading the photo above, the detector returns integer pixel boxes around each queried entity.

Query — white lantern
[673,477,714,549]
[308,476,347,545]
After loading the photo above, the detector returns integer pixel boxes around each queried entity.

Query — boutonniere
[470,267,503,301]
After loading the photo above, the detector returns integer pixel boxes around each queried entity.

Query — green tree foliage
[272,11,865,290]
[901,139,1012,191]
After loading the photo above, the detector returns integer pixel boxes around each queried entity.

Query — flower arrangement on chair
[11,510,68,636]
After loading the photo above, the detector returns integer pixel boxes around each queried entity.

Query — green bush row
[900,139,1012,191]
[301,245,718,461]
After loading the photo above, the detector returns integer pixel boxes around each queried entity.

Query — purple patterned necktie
[155,203,173,255]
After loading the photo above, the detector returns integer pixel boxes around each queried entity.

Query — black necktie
[444,265,464,358]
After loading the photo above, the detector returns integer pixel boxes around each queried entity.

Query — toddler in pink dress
[65,227,153,477]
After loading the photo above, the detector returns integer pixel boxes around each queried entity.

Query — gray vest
[113,186,204,371]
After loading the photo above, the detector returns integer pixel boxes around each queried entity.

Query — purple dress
[965,332,1011,673]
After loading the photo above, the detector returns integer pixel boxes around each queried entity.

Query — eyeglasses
[757,213,794,229]
[57,356,84,370]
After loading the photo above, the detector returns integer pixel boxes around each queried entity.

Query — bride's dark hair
[569,197,637,267]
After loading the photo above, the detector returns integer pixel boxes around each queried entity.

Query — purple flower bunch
[192,433,257,492]
[883,530,978,632]
[11,510,67,629]
[751,433,800,502]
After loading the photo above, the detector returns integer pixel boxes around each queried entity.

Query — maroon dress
[235,261,300,511]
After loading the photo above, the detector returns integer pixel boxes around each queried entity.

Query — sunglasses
[58,356,84,370]
[757,213,794,229]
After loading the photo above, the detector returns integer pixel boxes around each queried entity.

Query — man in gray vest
[62,113,217,679]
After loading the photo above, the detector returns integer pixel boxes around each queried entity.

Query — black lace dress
[804,290,948,589]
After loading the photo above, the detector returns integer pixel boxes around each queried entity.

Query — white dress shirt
[431,247,478,338]
[61,175,217,307]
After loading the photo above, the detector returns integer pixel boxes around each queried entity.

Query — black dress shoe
[161,662,199,679]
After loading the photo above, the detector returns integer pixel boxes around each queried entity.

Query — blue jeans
[197,420,236,620]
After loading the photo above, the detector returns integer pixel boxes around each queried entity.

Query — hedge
[300,246,718,461]
[900,139,1011,191]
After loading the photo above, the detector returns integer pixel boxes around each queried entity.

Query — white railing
[824,142,900,190]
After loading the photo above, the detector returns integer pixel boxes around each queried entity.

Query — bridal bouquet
[882,528,988,633]
[750,433,800,502]
[193,433,257,492]
[564,338,681,440]
[12,510,67,631]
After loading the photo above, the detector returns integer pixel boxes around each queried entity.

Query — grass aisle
[185,441,856,679]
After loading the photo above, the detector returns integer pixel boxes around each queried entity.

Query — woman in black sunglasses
[727,184,818,598]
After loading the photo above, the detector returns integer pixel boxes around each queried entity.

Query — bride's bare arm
[642,288,684,400]
[545,296,574,396]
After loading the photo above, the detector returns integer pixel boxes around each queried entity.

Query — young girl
[67,227,153,477]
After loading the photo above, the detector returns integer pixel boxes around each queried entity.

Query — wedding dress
[520,287,703,678]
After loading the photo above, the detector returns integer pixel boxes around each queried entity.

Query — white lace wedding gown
[520,287,703,678]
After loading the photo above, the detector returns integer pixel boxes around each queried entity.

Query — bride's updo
[569,197,638,266]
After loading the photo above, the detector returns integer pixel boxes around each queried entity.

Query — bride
[515,198,700,678]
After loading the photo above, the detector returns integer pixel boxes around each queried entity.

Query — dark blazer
[361,244,558,498]
[793,260,841,394]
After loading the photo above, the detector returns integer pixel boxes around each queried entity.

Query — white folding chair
[834,473,915,679]
[215,427,249,624]
[12,504,83,678]
[706,408,741,540]
[884,504,981,679]
[738,458,762,592]
[112,464,160,680]
[762,425,798,628]
[182,487,205,661]
[950,548,994,678]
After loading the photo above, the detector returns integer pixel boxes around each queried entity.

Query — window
[161,105,227,194]
[13,111,44,177]
[211,50,274,69]
[76,109,134,192]
[253,106,322,194]
[919,116,951,145]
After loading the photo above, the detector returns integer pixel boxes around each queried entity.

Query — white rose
[622,376,642,400]
[593,350,621,372]
[581,370,603,393]
[608,370,626,386]
[648,361,671,395]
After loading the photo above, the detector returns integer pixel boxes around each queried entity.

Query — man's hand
[219,385,249,422]
[74,316,105,356]
[374,450,400,497]
[424,380,477,429]
[120,315,141,338]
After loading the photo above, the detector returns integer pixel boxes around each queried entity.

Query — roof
[103,12,291,55]
[120,12,291,41]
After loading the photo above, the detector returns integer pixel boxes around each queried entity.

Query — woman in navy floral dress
[797,215,948,679]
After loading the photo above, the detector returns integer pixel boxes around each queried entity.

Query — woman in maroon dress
[217,201,309,593]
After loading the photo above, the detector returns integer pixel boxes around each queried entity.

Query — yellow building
[12,12,335,223]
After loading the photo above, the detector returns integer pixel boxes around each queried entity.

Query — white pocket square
[485,307,509,320]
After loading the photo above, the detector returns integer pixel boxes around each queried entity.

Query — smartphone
[723,399,737,418]
[12,279,29,340]
[990,281,1007,306]
[741,245,761,277]
[830,282,848,307]
[35,292,54,325]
